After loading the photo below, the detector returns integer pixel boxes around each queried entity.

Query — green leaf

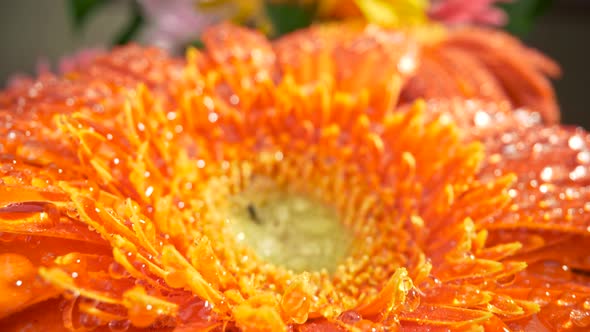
[68,0,111,28]
[113,1,145,45]
[264,1,316,38]
[188,39,205,50]
[500,0,554,36]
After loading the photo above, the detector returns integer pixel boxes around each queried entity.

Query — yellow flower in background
[197,0,430,31]
[318,0,429,27]
[196,0,266,25]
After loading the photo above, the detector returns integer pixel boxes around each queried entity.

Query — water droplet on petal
[108,320,131,332]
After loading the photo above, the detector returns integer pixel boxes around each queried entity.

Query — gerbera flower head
[0,21,587,332]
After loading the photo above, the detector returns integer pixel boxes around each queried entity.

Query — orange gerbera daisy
[0,23,587,331]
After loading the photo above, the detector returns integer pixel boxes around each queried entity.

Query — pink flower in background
[429,0,510,26]
[138,0,231,52]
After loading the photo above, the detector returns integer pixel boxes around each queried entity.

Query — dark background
[523,0,590,129]
[0,1,588,128]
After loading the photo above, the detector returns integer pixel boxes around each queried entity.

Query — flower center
[226,177,352,273]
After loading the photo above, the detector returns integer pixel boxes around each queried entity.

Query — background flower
[55,0,558,54]
[138,0,232,52]
[429,0,510,26]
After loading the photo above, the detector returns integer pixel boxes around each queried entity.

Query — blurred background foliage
[500,0,554,35]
